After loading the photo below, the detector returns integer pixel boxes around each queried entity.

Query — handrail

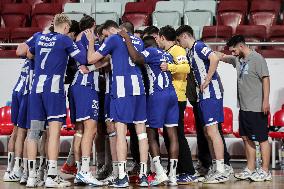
[1,42,284,47]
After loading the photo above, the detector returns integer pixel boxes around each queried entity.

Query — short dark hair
[120,21,134,34]
[159,25,176,41]
[143,26,159,36]
[95,25,103,36]
[69,20,80,36]
[134,29,144,38]
[143,36,157,48]
[79,14,95,31]
[176,25,194,37]
[102,20,119,30]
[226,35,246,47]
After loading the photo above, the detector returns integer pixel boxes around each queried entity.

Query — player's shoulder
[171,45,186,56]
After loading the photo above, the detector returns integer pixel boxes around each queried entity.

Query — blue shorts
[29,92,66,123]
[110,95,147,124]
[147,89,178,128]
[11,92,30,129]
[198,98,224,127]
[104,93,111,122]
[69,84,99,122]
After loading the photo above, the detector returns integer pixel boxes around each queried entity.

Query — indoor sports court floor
[0,162,283,189]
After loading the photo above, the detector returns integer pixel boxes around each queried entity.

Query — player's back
[32,32,83,93]
[142,47,174,94]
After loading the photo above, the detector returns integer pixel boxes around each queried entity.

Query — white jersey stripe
[36,75,47,93]
[212,79,222,99]
[131,75,140,96]
[51,75,60,93]
[14,76,25,92]
[70,49,80,57]
[158,73,163,89]
[93,71,99,91]
[116,76,125,98]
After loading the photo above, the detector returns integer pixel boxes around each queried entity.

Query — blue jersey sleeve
[141,48,153,64]
[195,41,213,61]
[97,35,117,56]
[75,41,87,65]
[25,32,41,48]
[64,36,87,65]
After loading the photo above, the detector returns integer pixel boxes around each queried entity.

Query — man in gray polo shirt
[217,35,271,182]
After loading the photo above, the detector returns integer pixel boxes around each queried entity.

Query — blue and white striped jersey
[71,33,100,91]
[188,40,223,100]
[29,32,87,94]
[98,33,145,98]
[141,47,175,95]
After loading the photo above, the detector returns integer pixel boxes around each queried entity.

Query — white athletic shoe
[194,161,208,177]
[102,174,117,185]
[96,164,112,180]
[168,176,178,186]
[224,164,234,177]
[5,168,23,182]
[205,166,215,179]
[26,177,44,188]
[202,171,229,184]
[74,176,85,185]
[3,171,11,182]
[250,168,272,182]
[45,175,71,188]
[20,171,28,184]
[234,167,253,180]
[76,171,104,186]
[150,172,168,186]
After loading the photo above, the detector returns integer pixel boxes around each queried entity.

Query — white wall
[0,58,284,131]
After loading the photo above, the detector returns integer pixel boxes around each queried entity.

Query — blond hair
[53,13,71,27]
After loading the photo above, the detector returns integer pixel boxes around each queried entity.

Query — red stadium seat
[0,50,17,58]
[217,1,248,34]
[10,27,41,43]
[50,0,78,8]
[23,0,44,9]
[0,106,14,135]
[256,49,284,58]
[0,28,11,49]
[32,3,62,30]
[268,26,284,51]
[236,25,267,49]
[202,26,233,51]
[122,2,154,28]
[1,3,31,28]
[222,107,233,135]
[184,106,196,134]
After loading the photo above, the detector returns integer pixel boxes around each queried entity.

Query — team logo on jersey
[176,55,187,63]
[201,47,211,56]
[142,50,150,57]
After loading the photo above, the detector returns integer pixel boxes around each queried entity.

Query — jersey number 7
[40,48,51,69]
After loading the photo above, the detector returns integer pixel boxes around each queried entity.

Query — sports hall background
[0,0,284,168]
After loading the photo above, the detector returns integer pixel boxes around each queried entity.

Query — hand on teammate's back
[79,65,90,74]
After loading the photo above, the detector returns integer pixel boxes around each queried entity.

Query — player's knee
[74,131,83,138]
[137,132,148,141]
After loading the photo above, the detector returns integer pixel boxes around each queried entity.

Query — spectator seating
[0,106,13,135]
[256,49,284,58]
[217,1,248,34]
[202,26,233,51]
[23,0,44,9]
[0,50,17,58]
[31,3,62,30]
[109,0,136,16]
[268,25,284,51]
[122,2,154,28]
[1,3,31,28]
[63,2,92,22]
[184,106,196,134]
[152,1,183,28]
[236,25,267,49]
[222,107,233,135]
[92,2,121,25]
[10,27,41,43]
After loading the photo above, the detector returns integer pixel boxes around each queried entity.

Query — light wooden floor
[0,166,283,189]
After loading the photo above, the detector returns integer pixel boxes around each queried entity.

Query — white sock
[47,160,58,176]
[216,159,225,173]
[118,161,127,179]
[150,155,156,173]
[212,159,216,171]
[23,158,28,173]
[66,141,75,166]
[13,157,22,171]
[39,156,46,170]
[97,152,105,167]
[81,156,90,173]
[139,162,147,177]
[112,161,119,178]
[75,161,81,173]
[169,159,178,177]
[153,156,163,175]
[7,152,15,172]
[28,160,37,178]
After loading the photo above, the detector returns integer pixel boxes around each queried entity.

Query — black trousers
[190,101,231,168]
[163,101,195,175]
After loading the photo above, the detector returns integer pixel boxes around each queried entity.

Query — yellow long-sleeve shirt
[167,45,190,102]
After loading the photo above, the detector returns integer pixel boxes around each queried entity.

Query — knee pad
[108,131,116,138]
[137,133,147,140]
[27,120,45,141]
[74,131,83,138]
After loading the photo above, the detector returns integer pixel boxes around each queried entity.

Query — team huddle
[3,12,271,188]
